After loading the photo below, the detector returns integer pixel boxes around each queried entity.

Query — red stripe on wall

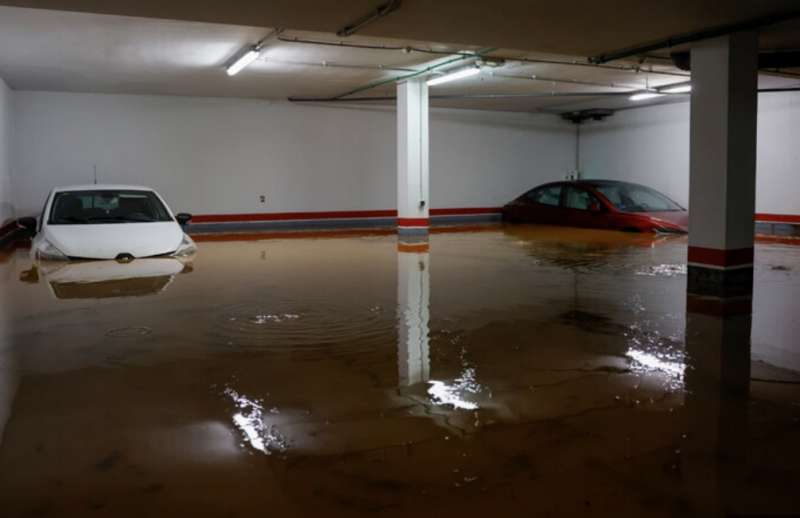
[192,228,396,242]
[397,218,430,227]
[185,208,798,230]
[687,246,754,267]
[430,207,502,216]
[191,207,503,224]
[755,213,800,223]
[189,225,503,241]
[192,209,397,223]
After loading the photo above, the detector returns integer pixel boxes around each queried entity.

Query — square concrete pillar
[397,78,430,236]
[687,32,759,297]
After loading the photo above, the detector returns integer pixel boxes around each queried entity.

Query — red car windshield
[594,183,683,213]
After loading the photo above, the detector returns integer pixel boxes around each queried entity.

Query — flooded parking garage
[1,225,798,517]
[2,4,800,516]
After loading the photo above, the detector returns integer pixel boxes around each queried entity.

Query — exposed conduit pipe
[589,11,800,64]
[268,58,645,91]
[493,73,643,90]
[288,87,800,104]
[276,35,690,78]
[261,58,417,73]
[289,92,636,103]
[297,47,494,101]
[337,0,402,37]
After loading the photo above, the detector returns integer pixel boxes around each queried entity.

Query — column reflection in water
[396,239,430,387]
[0,248,18,446]
[683,296,752,517]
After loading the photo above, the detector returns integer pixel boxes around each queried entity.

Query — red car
[502,180,688,233]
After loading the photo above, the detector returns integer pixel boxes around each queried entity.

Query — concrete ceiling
[2,0,800,57]
[0,5,798,113]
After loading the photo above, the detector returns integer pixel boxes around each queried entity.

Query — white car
[21,185,197,261]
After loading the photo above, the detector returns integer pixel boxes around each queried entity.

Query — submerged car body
[502,180,688,233]
[25,185,197,261]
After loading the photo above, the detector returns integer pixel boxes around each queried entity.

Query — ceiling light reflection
[625,348,686,389]
[224,387,288,454]
[427,368,484,410]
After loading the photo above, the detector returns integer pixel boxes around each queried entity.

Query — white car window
[48,190,173,224]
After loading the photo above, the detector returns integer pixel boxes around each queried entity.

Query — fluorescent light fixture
[629,91,664,101]
[660,84,692,94]
[226,47,261,76]
[426,66,480,86]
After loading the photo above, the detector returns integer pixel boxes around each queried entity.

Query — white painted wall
[11,91,575,217]
[580,93,800,216]
[0,78,13,226]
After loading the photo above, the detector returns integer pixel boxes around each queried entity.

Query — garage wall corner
[579,94,800,218]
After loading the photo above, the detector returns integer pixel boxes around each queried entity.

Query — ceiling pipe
[589,11,800,64]
[314,48,494,101]
[336,0,402,37]
[288,87,800,104]
[276,34,690,78]
[493,73,642,90]
[289,91,635,103]
[263,58,417,73]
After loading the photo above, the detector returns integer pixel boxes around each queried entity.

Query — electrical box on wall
[566,170,581,181]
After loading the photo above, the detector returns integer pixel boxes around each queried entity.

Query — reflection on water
[21,257,192,299]
[636,263,687,277]
[428,367,484,411]
[625,348,685,385]
[224,386,289,455]
[0,225,798,517]
[397,240,430,386]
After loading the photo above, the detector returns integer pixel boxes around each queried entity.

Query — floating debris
[105,326,152,338]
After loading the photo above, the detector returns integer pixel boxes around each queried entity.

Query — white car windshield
[48,190,173,224]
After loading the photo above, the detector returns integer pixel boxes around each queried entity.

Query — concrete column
[397,78,430,236]
[397,239,430,386]
[687,32,759,297]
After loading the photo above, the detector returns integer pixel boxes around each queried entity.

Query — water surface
[0,225,798,517]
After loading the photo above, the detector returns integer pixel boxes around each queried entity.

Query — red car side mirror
[589,202,602,212]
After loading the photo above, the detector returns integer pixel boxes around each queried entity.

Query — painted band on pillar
[397,217,430,228]
[687,246,754,269]
[687,246,754,298]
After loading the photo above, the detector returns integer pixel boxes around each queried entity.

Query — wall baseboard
[187,208,503,234]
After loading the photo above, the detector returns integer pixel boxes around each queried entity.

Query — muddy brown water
[0,224,798,517]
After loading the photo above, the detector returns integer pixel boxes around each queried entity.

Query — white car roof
[52,184,156,193]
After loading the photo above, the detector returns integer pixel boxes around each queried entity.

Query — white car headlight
[174,234,197,257]
[36,239,69,261]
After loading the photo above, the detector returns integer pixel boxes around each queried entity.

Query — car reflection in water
[20,257,193,299]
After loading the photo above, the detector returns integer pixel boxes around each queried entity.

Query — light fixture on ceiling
[426,66,481,86]
[660,84,692,94]
[226,46,261,76]
[629,91,664,101]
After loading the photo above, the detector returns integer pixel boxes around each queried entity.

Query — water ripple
[208,301,395,358]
